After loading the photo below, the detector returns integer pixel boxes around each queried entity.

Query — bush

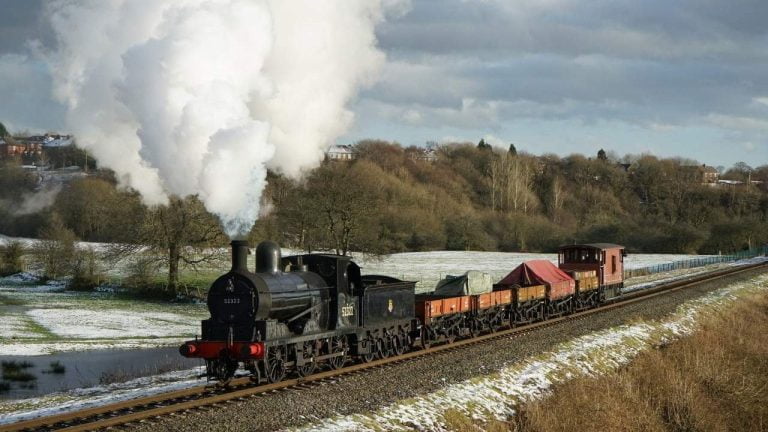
[0,241,25,276]
[31,213,77,281]
[124,255,161,288]
[69,247,104,291]
[120,254,174,299]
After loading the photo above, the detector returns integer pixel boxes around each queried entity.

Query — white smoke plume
[40,0,408,237]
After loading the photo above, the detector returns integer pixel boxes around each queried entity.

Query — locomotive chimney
[230,240,250,273]
[256,241,281,274]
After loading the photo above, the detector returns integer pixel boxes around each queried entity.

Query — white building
[326,144,356,161]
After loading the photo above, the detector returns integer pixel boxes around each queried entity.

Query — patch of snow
[729,256,768,266]
[0,315,40,340]
[0,272,39,285]
[25,309,199,339]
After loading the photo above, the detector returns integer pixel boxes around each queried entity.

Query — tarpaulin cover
[434,270,493,296]
[497,260,575,300]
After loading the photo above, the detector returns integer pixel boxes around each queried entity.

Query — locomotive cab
[282,253,362,330]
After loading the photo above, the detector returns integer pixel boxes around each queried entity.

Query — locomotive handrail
[286,298,330,323]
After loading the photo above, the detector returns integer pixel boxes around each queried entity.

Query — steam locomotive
[181,240,626,383]
[180,241,416,382]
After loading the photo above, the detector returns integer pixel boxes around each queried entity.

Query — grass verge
[446,291,768,432]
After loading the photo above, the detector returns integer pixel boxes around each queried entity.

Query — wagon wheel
[469,319,482,337]
[361,339,377,363]
[490,314,503,333]
[327,336,348,370]
[295,342,316,378]
[392,334,406,356]
[446,328,457,344]
[377,337,391,359]
[265,346,286,383]
[420,327,432,350]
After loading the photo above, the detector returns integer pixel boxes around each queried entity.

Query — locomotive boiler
[205,240,332,339]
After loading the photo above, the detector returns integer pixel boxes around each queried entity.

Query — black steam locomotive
[180,241,416,382]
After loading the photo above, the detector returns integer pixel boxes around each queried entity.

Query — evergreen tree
[0,122,8,138]
[597,148,608,161]
[508,143,517,155]
[477,138,491,150]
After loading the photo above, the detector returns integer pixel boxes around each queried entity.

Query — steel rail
[3,261,766,432]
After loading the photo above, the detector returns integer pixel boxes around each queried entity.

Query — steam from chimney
[40,0,408,237]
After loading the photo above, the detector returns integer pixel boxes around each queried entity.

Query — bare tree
[296,161,383,256]
[108,196,227,293]
[489,153,538,214]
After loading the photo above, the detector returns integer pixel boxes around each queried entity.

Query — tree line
[255,140,768,256]
[1,139,767,292]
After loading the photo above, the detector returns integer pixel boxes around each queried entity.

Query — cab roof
[559,243,625,251]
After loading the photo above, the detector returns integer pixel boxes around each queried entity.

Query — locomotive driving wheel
[295,342,316,378]
[265,346,287,383]
[327,336,347,370]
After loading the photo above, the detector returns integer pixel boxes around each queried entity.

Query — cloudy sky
[0,0,766,168]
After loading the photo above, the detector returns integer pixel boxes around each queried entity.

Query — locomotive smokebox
[231,240,250,273]
[256,241,281,274]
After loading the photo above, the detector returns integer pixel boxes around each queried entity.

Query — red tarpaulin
[497,260,576,300]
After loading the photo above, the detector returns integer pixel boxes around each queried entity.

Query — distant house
[1,133,75,161]
[41,134,75,148]
[326,144,356,161]
[682,164,720,185]
[701,165,719,184]
[410,147,438,163]
[0,138,27,159]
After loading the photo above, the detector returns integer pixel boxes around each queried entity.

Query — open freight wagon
[494,260,576,319]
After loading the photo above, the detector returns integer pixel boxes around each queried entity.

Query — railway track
[3,261,766,432]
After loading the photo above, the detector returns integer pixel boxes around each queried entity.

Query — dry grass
[446,293,768,432]
[514,293,768,432]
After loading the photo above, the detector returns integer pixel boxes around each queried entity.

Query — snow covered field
[0,278,207,356]
[292,273,768,432]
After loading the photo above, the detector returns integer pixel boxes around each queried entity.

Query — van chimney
[231,240,250,272]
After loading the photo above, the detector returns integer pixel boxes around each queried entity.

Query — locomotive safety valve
[240,342,265,359]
